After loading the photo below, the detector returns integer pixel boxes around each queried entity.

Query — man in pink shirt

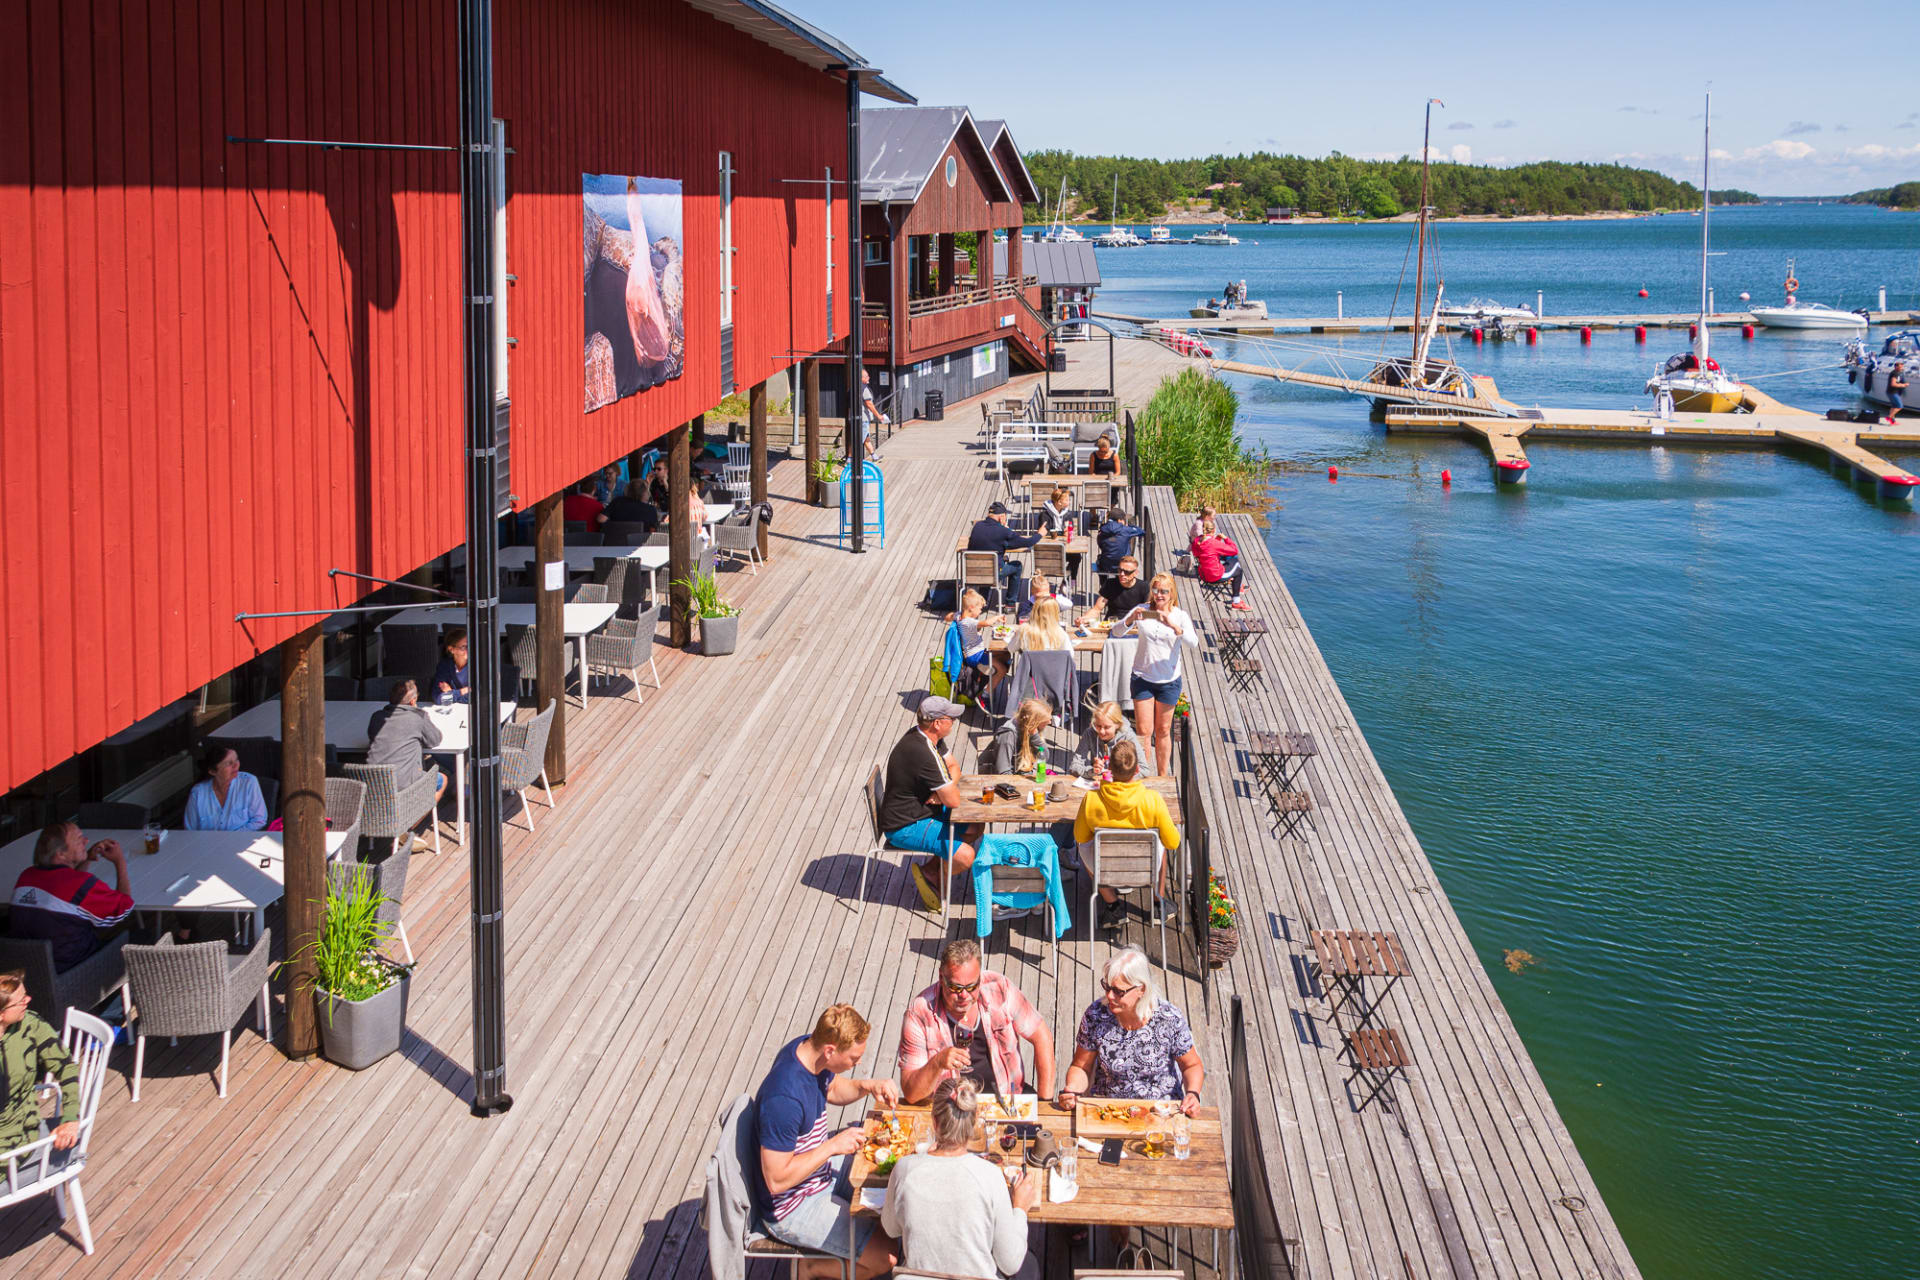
[898,938,1055,1103]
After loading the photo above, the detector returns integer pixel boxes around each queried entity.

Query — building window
[863,240,887,265]
[492,118,509,401]
[718,150,735,325]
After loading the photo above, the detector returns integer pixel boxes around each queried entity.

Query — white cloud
[1709,148,1733,160]
[1844,142,1920,160]
[1743,140,1815,160]
[1449,144,1472,164]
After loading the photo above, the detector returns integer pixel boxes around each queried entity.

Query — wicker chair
[586,602,662,704]
[0,936,129,1023]
[324,776,367,858]
[122,931,274,1101]
[0,1009,114,1255]
[567,582,609,605]
[328,851,413,964]
[73,802,149,830]
[712,507,763,575]
[340,761,442,857]
[508,625,577,700]
[500,701,557,832]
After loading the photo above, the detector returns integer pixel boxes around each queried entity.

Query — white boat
[1148,226,1173,243]
[1192,226,1240,245]
[1437,297,1537,328]
[1646,94,1745,415]
[1190,299,1268,320]
[1092,177,1144,246]
[1749,262,1867,329]
[1844,330,1918,410]
[1038,175,1088,243]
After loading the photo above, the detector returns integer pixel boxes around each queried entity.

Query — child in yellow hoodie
[1073,741,1179,935]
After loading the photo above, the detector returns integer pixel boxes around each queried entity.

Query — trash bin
[924,389,945,421]
[1049,349,1068,373]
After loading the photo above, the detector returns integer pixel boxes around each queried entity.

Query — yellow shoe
[909,862,942,913]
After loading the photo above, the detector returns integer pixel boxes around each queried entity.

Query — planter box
[318,971,411,1070]
[699,614,739,656]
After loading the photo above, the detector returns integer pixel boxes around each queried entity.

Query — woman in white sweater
[881,1077,1038,1278]
[1117,572,1198,776]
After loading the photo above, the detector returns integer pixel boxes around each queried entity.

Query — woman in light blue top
[183,744,269,832]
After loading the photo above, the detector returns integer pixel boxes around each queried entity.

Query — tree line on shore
[1021,151,1707,222]
[1845,182,1920,209]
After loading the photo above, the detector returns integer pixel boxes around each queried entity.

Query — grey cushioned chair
[585,602,662,704]
[0,937,129,1024]
[73,802,149,830]
[329,851,413,964]
[567,582,609,604]
[499,701,557,832]
[324,776,367,858]
[121,930,274,1101]
[508,626,577,700]
[340,761,442,857]
[712,507,763,575]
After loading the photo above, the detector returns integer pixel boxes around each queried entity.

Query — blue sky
[810,0,1919,195]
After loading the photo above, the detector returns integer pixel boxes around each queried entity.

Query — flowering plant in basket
[1173,693,1192,720]
[1207,873,1238,930]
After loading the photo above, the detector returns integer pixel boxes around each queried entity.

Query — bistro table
[210,699,515,846]
[952,773,1181,826]
[0,827,350,942]
[849,1100,1232,1255]
[380,602,618,696]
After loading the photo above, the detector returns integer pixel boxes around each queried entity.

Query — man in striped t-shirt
[753,1005,900,1278]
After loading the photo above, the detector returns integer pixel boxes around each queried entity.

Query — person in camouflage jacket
[0,969,80,1158]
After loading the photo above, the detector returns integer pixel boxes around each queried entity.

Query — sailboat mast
[1697,91,1711,363]
[1413,98,1443,374]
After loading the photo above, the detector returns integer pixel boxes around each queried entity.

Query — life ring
[1783,275,1800,293]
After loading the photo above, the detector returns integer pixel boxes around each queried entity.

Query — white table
[0,828,351,941]
[496,544,669,575]
[209,699,515,846]
[380,603,618,697]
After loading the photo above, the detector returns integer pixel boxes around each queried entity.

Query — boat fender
[1742,324,1754,340]
[1472,328,1484,344]
[1638,288,1650,298]
[1441,469,1452,487]
[1783,275,1800,293]
[1580,326,1592,344]
[1689,324,1698,340]
[1328,465,1338,481]
[1525,328,1538,345]
[1634,326,1647,343]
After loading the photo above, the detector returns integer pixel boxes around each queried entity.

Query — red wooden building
[820,107,1046,423]
[0,0,907,804]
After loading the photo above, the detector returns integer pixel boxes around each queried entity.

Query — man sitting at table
[8,823,134,972]
[365,680,448,844]
[880,696,983,914]
[603,478,661,534]
[966,502,1041,605]
[1094,503,1145,588]
[899,937,1055,1104]
[752,1004,901,1280]
[1073,741,1179,937]
[562,480,608,531]
[1094,555,1150,620]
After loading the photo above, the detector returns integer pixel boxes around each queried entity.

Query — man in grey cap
[878,695,983,913]
[965,501,1040,605]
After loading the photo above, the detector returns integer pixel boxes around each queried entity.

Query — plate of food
[859,1113,914,1174]
[977,1093,1038,1123]
[1076,1098,1171,1136]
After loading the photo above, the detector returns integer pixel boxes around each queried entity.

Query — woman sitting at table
[431,627,472,704]
[881,1076,1039,1280]
[1006,596,1072,660]
[182,744,269,832]
[1088,435,1119,476]
[1036,486,1074,536]
[1058,947,1203,1116]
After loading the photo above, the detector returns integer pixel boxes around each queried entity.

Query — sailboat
[1645,92,1744,414]
[1093,175,1143,246]
[1368,99,1477,400]
[1039,176,1087,243]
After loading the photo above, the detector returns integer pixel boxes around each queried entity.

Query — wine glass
[983,1118,1001,1155]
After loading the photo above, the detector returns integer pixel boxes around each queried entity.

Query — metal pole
[457,0,512,1118]
[845,70,867,553]
[1337,290,1343,320]
[1537,290,1544,320]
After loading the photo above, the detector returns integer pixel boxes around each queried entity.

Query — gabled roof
[974,120,1041,205]
[860,106,1013,204]
[680,0,915,103]
[993,239,1101,290]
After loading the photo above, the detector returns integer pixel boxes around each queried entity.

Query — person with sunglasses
[897,937,1055,1105]
[1056,947,1203,1118]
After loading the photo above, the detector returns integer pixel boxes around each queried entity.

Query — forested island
[1021,151,1706,222]
[1846,182,1920,209]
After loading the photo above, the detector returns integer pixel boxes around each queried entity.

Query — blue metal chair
[837,460,885,549]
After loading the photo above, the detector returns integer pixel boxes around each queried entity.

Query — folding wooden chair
[958,549,1006,613]
[1091,828,1167,984]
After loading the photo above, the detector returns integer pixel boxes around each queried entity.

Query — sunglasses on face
[1102,982,1139,1000]
[943,978,981,994]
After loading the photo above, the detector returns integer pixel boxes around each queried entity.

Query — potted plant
[298,865,412,1070]
[1206,872,1240,968]
[673,568,741,655]
[810,448,846,507]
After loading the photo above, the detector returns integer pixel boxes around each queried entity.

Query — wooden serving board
[1074,1097,1180,1138]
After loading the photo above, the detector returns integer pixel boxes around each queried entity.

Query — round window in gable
[945,156,958,187]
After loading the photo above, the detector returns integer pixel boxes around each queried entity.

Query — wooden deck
[2,343,1636,1278]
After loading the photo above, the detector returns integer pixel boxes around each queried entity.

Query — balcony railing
[903,275,1038,318]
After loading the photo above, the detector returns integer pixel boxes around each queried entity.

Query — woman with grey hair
[881,1076,1039,1278]
[1056,947,1204,1115]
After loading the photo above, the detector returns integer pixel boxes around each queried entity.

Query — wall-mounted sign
[584,174,685,412]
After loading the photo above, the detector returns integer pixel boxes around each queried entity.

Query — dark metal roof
[679,0,915,103]
[860,107,1013,204]
[993,238,1101,289]
[973,119,1041,204]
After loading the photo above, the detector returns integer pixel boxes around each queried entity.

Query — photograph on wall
[584,174,684,412]
[973,343,997,378]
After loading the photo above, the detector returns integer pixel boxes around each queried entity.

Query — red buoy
[1638,288,1649,298]
[1742,324,1755,339]
[1328,465,1338,481]
[1689,324,1698,340]
[1634,325,1647,343]
[1580,326,1592,344]
[1472,327,1484,344]
[1525,327,1538,345]
[1441,468,1452,486]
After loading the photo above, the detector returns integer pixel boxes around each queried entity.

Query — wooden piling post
[279,624,326,1059]
[669,417,695,648]
[533,492,567,780]
[749,380,769,558]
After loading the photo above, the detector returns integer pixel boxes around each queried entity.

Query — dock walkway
[1102,308,1920,336]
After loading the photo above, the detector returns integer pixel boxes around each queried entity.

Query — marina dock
[1101,308,1920,336]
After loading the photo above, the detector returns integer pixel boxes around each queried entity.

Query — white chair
[723,441,752,508]
[1091,829,1167,984]
[0,1009,113,1255]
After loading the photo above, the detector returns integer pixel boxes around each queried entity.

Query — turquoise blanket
[971,833,1072,940]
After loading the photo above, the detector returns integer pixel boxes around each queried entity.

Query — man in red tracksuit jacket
[9,822,135,971]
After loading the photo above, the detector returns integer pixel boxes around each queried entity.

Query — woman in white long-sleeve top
[182,744,269,831]
[882,1076,1039,1279]
[1116,573,1198,776]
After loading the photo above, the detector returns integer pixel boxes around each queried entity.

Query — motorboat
[1844,330,1918,411]
[1148,226,1173,243]
[1191,278,1266,319]
[1437,297,1537,328]
[1192,226,1240,245]
[1646,93,1745,414]
[1749,263,1867,329]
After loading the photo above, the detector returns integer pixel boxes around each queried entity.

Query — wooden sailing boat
[1645,92,1744,413]
[1368,99,1475,400]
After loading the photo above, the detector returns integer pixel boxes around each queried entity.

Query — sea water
[1093,204,1920,1279]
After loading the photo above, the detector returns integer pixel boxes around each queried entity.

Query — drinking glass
[984,1119,1001,1153]
[913,1113,933,1155]
[1057,1149,1078,1187]
[1173,1113,1191,1160]
[142,823,162,855]
[1143,1128,1167,1160]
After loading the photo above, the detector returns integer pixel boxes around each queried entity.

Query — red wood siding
[497,0,849,502]
[900,134,1004,238]
[0,0,851,792]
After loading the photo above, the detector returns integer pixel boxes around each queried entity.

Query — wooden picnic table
[954,535,1091,558]
[848,1101,1231,1231]
[951,774,1181,825]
